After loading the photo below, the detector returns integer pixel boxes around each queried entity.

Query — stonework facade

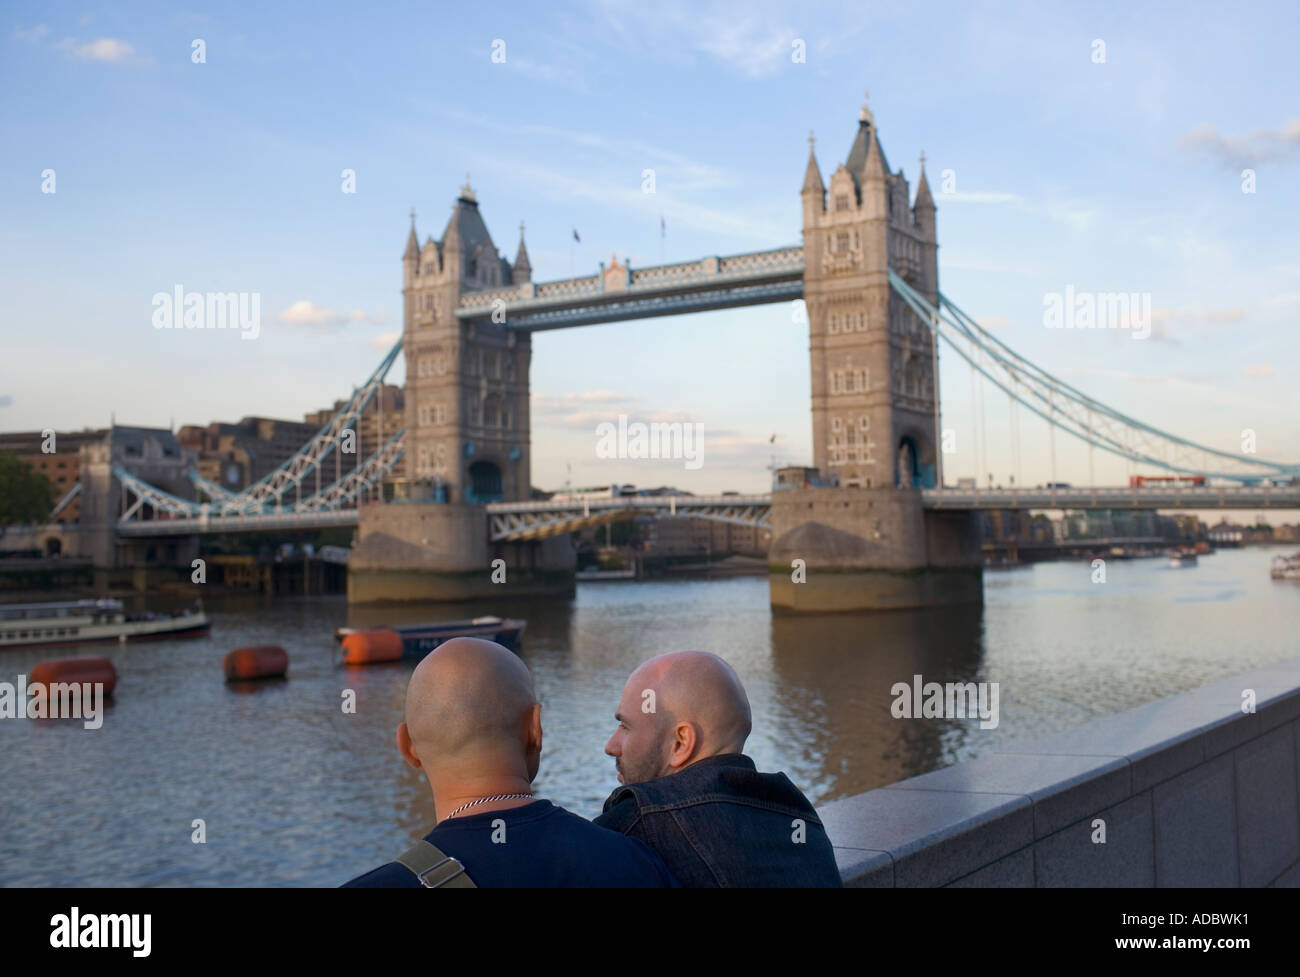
[400,182,532,503]
[802,97,941,490]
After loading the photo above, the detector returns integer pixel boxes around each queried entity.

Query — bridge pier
[769,486,982,613]
[348,502,574,604]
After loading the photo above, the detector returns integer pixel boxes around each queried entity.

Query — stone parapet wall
[820,656,1300,887]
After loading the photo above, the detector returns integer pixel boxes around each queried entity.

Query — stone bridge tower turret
[801,95,941,490]
[771,95,979,613]
[399,180,532,504]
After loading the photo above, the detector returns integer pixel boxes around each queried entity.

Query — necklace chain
[444,792,534,819]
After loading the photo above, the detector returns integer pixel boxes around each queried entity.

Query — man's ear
[396,722,422,770]
[526,702,543,754]
[667,720,699,770]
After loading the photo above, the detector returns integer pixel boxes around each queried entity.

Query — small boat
[575,567,636,581]
[0,598,210,650]
[334,615,526,656]
[1270,552,1300,580]
[1168,546,1198,568]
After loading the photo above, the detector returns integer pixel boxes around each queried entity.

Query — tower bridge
[45,94,1300,609]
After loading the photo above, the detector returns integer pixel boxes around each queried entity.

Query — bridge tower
[770,96,980,612]
[802,94,940,490]
[350,184,574,603]
[398,180,532,504]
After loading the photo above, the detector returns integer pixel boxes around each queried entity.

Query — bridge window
[829,315,838,334]
[831,372,842,394]
[835,194,850,212]
[831,417,842,432]
[859,415,870,430]
[836,232,850,252]
[856,369,867,391]
[846,428,857,446]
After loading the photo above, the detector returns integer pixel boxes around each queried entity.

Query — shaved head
[605,651,751,786]
[400,637,540,781]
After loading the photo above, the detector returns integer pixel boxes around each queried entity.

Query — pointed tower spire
[802,130,825,195]
[513,220,532,284]
[404,207,419,260]
[862,122,886,184]
[914,151,935,211]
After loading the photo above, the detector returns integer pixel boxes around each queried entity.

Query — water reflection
[765,602,985,804]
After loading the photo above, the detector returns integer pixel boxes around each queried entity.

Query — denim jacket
[593,754,842,887]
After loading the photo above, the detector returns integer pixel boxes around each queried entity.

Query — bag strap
[395,840,476,888]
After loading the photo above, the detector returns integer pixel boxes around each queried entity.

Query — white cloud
[369,331,400,351]
[1243,364,1274,379]
[14,24,49,44]
[591,0,798,79]
[277,301,388,330]
[939,190,1021,204]
[57,37,138,63]
[1176,119,1300,169]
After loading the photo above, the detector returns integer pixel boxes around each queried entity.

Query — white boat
[1271,553,1300,580]
[575,568,636,581]
[1168,547,1198,568]
[0,598,210,650]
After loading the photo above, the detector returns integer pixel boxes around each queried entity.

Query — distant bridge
[102,482,1300,540]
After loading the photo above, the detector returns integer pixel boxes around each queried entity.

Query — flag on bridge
[660,216,666,238]
[572,228,581,243]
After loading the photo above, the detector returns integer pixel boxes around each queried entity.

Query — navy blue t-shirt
[342,800,678,888]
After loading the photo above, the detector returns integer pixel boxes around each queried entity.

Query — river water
[2,546,1297,886]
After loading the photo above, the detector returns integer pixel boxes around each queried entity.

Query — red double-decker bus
[1129,474,1206,488]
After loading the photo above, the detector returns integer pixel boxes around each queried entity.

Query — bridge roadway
[455,247,805,330]
[110,485,1300,538]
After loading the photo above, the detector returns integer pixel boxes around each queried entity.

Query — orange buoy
[341,628,404,665]
[223,645,288,681]
[29,658,117,696]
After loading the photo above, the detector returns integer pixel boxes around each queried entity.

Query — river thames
[1,546,1297,886]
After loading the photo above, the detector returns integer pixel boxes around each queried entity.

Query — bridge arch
[467,459,504,504]
[895,430,936,489]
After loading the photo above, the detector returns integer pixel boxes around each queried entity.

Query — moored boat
[334,615,526,656]
[575,568,636,581]
[1168,546,1198,568]
[1270,552,1300,580]
[0,598,210,650]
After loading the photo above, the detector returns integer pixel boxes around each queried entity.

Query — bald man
[594,651,842,887]
[343,638,676,887]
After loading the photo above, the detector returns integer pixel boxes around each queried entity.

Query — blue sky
[2,0,1297,496]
